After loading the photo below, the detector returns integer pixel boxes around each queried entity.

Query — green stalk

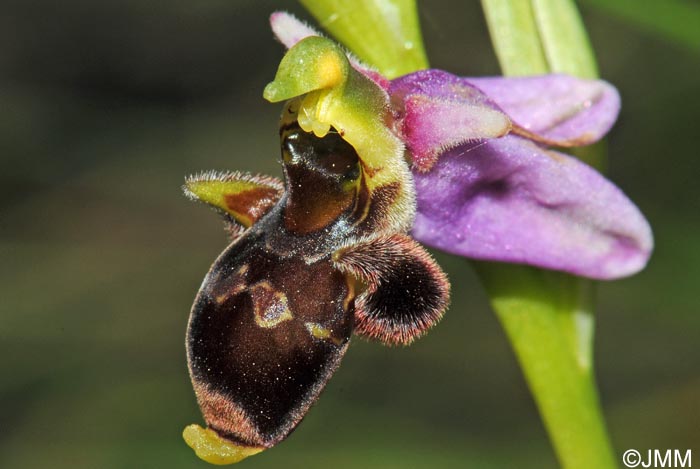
[481,0,616,467]
[530,0,599,78]
[475,263,616,469]
[481,0,549,75]
[482,0,597,76]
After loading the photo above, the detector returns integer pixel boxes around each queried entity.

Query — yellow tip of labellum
[183,424,264,465]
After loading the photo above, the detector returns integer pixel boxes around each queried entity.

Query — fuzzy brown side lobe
[225,186,284,224]
[222,217,246,242]
[184,171,284,229]
[334,234,450,346]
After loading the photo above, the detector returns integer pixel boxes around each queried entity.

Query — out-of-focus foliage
[1,1,698,468]
[581,0,700,52]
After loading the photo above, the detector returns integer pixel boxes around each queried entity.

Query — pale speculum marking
[304,322,343,345]
[250,281,293,328]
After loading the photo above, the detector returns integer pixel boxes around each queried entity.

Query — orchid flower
[271,12,653,280]
[181,10,653,465]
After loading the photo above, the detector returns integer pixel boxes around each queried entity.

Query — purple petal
[391,70,511,171]
[467,74,620,146]
[390,70,620,158]
[411,136,653,279]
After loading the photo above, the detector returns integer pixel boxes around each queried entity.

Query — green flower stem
[475,264,616,469]
[482,0,597,76]
[530,0,599,78]
[299,0,429,78]
[481,0,615,467]
[481,0,549,75]
[530,0,605,169]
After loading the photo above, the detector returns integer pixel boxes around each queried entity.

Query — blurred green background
[1,1,698,468]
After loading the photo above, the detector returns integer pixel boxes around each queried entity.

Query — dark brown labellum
[183,117,450,456]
